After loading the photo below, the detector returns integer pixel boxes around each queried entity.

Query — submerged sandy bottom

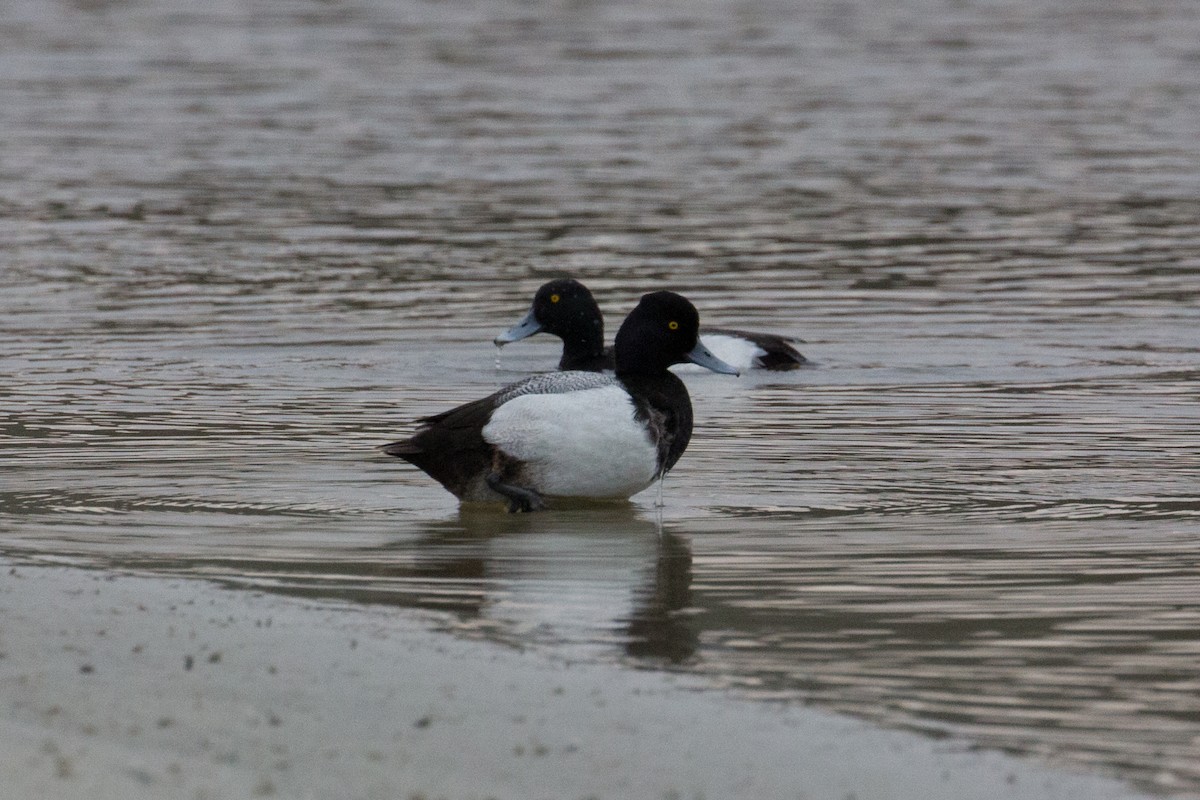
[0,558,1146,800]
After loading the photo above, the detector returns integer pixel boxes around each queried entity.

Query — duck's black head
[614,291,740,377]
[494,278,604,355]
[529,279,602,340]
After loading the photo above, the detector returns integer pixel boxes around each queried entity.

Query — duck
[382,291,739,512]
[494,278,807,372]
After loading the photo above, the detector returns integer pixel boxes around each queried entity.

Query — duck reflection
[623,527,696,662]
[400,505,699,663]
[86,504,699,663]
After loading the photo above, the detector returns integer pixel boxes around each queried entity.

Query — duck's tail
[379,439,420,457]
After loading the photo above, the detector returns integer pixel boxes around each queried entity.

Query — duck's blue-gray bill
[685,341,740,376]
[494,308,543,346]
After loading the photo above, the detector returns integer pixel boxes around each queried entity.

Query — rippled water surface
[3,0,1200,794]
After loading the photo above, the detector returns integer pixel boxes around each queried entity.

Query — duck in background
[494,278,806,372]
[383,291,739,512]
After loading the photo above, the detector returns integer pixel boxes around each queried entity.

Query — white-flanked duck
[495,278,806,372]
[383,291,739,512]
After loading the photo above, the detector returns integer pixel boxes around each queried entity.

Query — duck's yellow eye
[550,294,560,303]
[668,321,679,330]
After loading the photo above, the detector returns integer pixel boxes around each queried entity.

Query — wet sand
[0,558,1147,800]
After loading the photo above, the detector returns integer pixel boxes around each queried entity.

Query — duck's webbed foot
[486,472,547,513]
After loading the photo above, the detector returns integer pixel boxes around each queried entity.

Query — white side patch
[482,385,659,498]
[674,333,764,372]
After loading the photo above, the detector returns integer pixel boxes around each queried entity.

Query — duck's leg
[485,472,546,513]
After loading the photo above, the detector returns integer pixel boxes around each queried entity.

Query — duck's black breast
[619,370,694,476]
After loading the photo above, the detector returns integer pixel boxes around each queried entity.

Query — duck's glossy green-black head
[494,278,602,346]
[614,291,740,376]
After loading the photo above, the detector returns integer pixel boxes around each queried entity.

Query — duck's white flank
[482,385,659,498]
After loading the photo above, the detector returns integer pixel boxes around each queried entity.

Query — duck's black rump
[380,393,501,498]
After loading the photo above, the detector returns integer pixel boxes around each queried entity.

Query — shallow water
[3,0,1200,794]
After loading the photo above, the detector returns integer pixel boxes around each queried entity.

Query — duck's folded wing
[492,371,615,402]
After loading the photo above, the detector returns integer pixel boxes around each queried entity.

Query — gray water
[3,0,1200,794]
